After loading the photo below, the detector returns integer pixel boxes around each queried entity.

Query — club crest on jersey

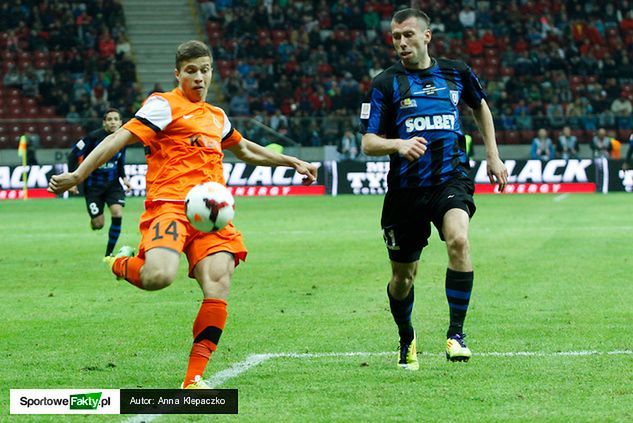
[450,90,460,105]
[400,98,417,108]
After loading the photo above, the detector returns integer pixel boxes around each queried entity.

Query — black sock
[445,268,473,337]
[106,216,122,256]
[387,284,415,344]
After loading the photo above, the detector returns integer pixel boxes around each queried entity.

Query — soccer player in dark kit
[68,108,131,257]
[360,8,508,370]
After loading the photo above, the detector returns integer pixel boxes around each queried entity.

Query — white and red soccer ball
[185,182,235,232]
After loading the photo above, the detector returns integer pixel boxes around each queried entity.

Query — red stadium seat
[272,30,287,43]
[317,63,333,75]
[8,124,23,138]
[35,59,49,69]
[8,97,21,107]
[520,130,536,142]
[41,106,56,117]
[34,50,47,60]
[484,48,497,59]
[24,123,37,134]
[500,67,515,77]
[571,129,585,140]
[18,59,33,71]
[606,27,619,37]
[25,106,38,117]
[71,124,84,138]
[41,133,56,147]
[8,107,23,117]
[350,30,364,41]
[470,57,484,68]
[503,130,521,144]
[2,60,16,72]
[207,30,222,46]
[206,21,221,32]
[40,124,52,135]
[57,133,71,145]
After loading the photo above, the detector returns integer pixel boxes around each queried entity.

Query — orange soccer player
[48,40,317,388]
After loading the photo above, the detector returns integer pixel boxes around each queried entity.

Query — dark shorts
[380,176,476,263]
[84,181,126,218]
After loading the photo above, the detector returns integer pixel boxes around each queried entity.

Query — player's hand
[486,156,508,192]
[48,172,81,194]
[68,185,79,195]
[123,178,132,193]
[294,161,318,185]
[397,137,427,161]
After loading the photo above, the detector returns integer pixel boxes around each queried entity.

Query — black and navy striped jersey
[360,58,486,188]
[68,128,126,189]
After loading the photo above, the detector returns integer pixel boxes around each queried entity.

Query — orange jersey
[123,88,242,201]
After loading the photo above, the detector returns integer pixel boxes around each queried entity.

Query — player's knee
[446,234,469,257]
[391,268,416,287]
[141,268,176,290]
[91,221,104,230]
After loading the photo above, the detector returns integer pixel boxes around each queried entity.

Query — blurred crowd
[0,0,142,124]
[200,0,633,152]
[1,0,633,156]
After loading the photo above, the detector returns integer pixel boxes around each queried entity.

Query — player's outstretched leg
[445,268,473,362]
[388,284,419,370]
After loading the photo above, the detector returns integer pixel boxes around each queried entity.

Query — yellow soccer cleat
[182,375,211,389]
[397,331,419,371]
[103,245,135,280]
[446,334,472,362]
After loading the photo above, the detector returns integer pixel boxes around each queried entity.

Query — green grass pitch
[1,193,632,422]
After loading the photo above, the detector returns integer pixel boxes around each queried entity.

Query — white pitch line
[121,349,633,423]
[553,193,570,202]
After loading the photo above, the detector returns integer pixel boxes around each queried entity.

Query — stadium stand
[1,0,632,154]
[0,0,140,148]
[198,0,633,149]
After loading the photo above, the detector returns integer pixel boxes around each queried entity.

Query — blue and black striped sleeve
[359,71,393,136]
[460,66,487,109]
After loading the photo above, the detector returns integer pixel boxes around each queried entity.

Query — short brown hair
[392,8,431,29]
[175,40,212,70]
[103,108,121,120]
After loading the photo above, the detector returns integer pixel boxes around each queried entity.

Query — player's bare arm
[48,129,139,194]
[471,99,508,192]
[227,138,317,185]
[361,133,427,161]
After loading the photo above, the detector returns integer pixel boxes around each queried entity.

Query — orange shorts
[137,202,247,277]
